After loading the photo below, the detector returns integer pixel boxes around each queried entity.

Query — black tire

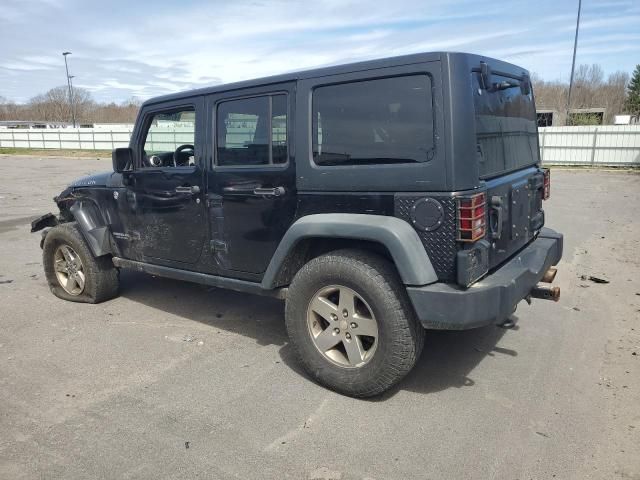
[42,222,119,304]
[285,249,425,397]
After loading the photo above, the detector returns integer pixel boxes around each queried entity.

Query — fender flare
[261,213,438,288]
[69,200,114,257]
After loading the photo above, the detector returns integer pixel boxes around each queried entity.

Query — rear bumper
[407,228,563,330]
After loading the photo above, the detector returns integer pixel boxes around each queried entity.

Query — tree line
[1,63,640,126]
[0,86,141,124]
[532,63,639,124]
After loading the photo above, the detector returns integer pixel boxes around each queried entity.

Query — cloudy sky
[1,0,638,103]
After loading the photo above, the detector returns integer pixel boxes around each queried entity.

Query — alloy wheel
[53,244,86,295]
[306,285,378,368]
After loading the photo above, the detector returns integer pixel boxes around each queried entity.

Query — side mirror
[112,147,133,173]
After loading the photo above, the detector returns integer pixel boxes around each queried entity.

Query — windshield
[472,71,539,177]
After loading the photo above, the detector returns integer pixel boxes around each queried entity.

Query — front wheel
[42,222,119,304]
[285,249,425,397]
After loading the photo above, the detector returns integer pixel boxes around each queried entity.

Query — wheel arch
[67,198,116,258]
[261,214,438,289]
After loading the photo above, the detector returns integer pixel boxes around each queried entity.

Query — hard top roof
[142,51,444,107]
[142,51,528,107]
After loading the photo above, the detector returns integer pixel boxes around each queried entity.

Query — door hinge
[207,195,223,208]
[210,239,228,253]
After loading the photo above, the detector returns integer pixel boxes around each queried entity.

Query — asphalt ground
[1,156,639,479]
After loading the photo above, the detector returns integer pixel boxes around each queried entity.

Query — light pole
[68,75,77,127]
[62,52,76,127]
[566,0,582,126]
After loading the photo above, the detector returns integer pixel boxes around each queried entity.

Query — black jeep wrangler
[32,52,563,397]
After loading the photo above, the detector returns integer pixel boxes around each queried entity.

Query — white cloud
[0,0,638,103]
[1,63,56,71]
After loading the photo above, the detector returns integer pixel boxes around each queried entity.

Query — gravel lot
[0,156,639,480]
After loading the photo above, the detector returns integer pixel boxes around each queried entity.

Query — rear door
[471,66,545,269]
[206,84,296,279]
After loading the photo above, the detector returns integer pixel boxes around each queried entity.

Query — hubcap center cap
[340,320,348,330]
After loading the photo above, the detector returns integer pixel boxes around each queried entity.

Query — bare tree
[91,97,142,123]
[0,96,20,121]
[28,86,72,122]
[23,86,96,123]
[599,71,630,119]
[2,90,142,124]
[533,64,629,124]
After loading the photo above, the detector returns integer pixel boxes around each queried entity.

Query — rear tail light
[543,168,551,200]
[457,192,486,242]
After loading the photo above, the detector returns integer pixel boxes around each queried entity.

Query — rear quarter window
[312,75,434,166]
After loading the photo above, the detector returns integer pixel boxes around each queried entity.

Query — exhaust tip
[541,267,558,284]
[531,284,561,302]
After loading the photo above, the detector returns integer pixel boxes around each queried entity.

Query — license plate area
[510,181,531,241]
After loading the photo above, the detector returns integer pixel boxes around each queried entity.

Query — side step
[111,257,287,299]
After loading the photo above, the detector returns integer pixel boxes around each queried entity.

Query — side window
[216,94,287,166]
[271,94,287,164]
[142,108,196,168]
[312,75,434,166]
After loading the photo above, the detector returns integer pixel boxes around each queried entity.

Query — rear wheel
[285,249,425,397]
[43,222,119,304]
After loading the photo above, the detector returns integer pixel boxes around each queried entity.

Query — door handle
[175,185,200,194]
[222,184,258,194]
[253,186,285,197]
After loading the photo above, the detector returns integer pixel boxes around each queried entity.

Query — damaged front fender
[30,212,59,233]
[69,200,115,257]
[31,198,116,258]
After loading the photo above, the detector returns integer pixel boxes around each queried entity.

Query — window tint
[142,109,196,168]
[472,72,538,177]
[312,75,434,166]
[216,94,287,166]
[271,94,287,164]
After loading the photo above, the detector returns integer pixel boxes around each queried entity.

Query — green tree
[626,64,640,115]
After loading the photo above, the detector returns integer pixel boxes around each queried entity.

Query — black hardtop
[139,51,533,192]
[141,51,530,108]
[142,52,442,107]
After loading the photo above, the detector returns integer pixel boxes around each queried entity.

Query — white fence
[0,127,134,150]
[2,125,639,166]
[539,126,640,166]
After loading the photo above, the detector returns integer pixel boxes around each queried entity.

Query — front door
[123,98,207,266]
[207,85,296,278]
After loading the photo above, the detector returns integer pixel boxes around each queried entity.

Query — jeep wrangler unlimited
[32,52,563,397]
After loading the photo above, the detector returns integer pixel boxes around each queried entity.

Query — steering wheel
[173,144,195,166]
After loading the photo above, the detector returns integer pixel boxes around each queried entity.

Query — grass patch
[0,147,113,158]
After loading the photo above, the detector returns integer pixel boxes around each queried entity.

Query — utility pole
[566,0,582,126]
[62,52,76,127]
